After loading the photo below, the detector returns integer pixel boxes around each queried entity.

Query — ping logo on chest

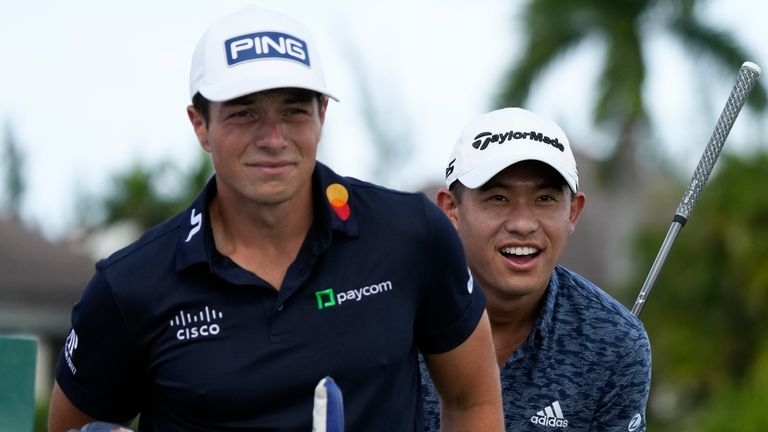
[225,31,310,67]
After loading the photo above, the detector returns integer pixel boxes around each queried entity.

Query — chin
[507,287,543,298]
[504,278,549,297]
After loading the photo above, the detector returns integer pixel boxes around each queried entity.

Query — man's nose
[255,117,286,149]
[502,204,539,235]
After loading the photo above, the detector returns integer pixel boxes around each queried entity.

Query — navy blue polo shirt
[56,162,485,431]
[421,266,651,431]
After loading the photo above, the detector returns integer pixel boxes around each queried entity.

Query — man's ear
[568,192,586,234]
[187,105,211,153]
[435,187,460,230]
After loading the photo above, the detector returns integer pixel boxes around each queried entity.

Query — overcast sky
[2,0,766,239]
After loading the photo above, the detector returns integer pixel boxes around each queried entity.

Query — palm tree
[498,0,766,188]
[79,151,213,233]
[2,119,25,217]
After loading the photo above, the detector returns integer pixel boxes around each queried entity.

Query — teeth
[502,246,538,256]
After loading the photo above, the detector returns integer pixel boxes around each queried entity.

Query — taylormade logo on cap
[471,130,565,152]
[226,31,309,67]
[445,108,579,192]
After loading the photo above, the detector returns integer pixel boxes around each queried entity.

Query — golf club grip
[632,61,761,318]
[675,62,761,221]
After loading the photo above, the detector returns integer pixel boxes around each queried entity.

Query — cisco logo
[170,306,224,340]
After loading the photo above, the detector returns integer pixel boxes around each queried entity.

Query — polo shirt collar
[313,161,359,237]
[174,176,216,271]
[532,266,563,338]
[174,162,359,272]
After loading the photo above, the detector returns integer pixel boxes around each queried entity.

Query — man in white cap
[48,6,503,431]
[421,108,651,431]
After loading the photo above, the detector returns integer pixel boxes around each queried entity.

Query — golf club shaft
[631,61,761,317]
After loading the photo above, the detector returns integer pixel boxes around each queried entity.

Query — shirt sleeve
[590,330,652,431]
[54,268,144,422]
[418,353,442,432]
[414,197,486,354]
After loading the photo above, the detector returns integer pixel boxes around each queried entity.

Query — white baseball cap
[189,6,338,102]
[445,108,578,192]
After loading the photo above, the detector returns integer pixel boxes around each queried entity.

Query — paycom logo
[315,281,393,310]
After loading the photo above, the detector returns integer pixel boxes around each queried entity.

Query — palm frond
[594,20,647,124]
[670,16,767,110]
[496,30,584,107]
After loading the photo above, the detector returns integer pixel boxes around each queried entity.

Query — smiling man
[48,6,503,431]
[421,108,652,431]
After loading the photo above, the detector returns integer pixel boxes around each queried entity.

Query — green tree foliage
[697,372,768,432]
[2,120,25,216]
[498,0,766,185]
[625,151,768,430]
[34,398,48,432]
[80,151,213,232]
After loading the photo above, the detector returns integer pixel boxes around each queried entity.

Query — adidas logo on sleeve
[530,400,569,428]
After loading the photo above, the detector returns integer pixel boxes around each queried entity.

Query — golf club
[631,61,762,317]
[312,376,344,432]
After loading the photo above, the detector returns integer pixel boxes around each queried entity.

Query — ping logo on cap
[225,31,310,67]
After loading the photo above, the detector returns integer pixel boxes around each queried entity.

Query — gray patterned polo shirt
[421,265,651,431]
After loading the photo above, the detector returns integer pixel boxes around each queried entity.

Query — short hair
[448,181,466,203]
[192,92,210,125]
